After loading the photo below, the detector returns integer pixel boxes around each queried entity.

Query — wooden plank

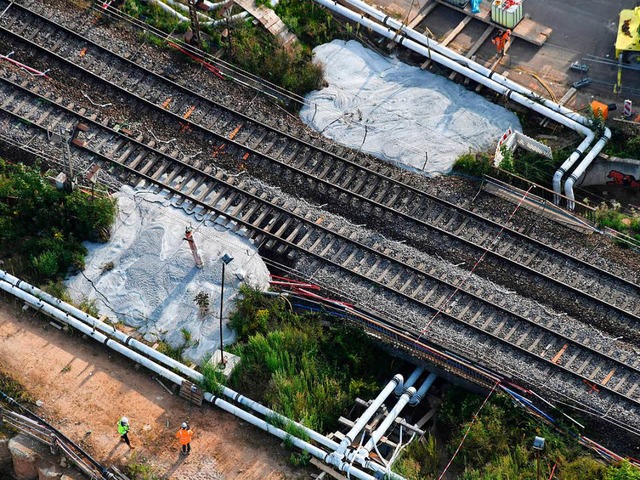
[407,0,438,30]
[179,380,204,406]
[512,15,553,47]
[233,0,297,46]
[415,407,437,428]
[310,458,349,480]
[435,0,551,46]
[449,25,495,81]
[551,343,568,364]
[601,368,616,386]
[421,16,472,69]
[441,16,472,47]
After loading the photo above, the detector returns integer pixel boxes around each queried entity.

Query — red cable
[438,382,499,480]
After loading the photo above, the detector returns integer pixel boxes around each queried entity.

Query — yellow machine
[614,6,640,92]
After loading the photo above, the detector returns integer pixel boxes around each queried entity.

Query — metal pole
[422,151,428,171]
[219,261,226,366]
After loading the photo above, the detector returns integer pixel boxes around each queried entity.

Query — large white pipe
[335,374,403,456]
[0,271,200,380]
[341,0,591,126]
[201,12,250,27]
[0,279,185,387]
[0,270,340,452]
[396,366,423,395]
[410,372,437,406]
[360,387,416,454]
[1,273,407,479]
[199,0,232,11]
[564,130,611,209]
[148,0,190,22]
[209,394,379,480]
[552,134,594,204]
[160,0,211,22]
[212,386,340,451]
[314,0,605,202]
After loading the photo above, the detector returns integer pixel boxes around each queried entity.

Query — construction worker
[117,417,135,449]
[492,29,512,56]
[176,422,194,455]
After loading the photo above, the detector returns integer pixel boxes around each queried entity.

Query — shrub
[393,435,439,479]
[199,359,225,394]
[289,450,311,467]
[605,461,640,480]
[559,457,606,480]
[156,341,183,361]
[228,287,393,432]
[31,251,59,281]
[0,162,116,284]
[452,152,494,177]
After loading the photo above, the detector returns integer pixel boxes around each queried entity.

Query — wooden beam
[310,458,349,480]
[415,408,437,429]
[421,16,472,70]
[407,0,439,30]
[449,24,495,81]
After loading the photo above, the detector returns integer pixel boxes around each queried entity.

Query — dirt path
[0,297,306,480]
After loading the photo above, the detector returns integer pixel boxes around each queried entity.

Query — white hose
[314,0,609,205]
[148,0,190,22]
[0,270,406,479]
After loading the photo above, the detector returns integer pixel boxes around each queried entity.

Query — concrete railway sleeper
[3,0,637,436]
[0,1,639,307]
[1,78,640,419]
[0,26,637,346]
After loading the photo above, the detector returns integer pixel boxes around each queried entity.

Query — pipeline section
[313,0,610,206]
[0,271,421,480]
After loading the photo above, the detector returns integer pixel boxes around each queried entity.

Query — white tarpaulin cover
[65,186,270,364]
[300,40,522,175]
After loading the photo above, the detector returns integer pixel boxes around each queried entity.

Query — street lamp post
[532,436,545,480]
[218,253,234,366]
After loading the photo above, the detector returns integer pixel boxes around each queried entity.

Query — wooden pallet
[179,380,204,406]
[435,0,552,46]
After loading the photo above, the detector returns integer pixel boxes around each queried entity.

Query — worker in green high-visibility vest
[117,416,135,449]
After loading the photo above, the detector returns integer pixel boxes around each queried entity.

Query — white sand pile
[65,186,270,365]
[300,40,522,175]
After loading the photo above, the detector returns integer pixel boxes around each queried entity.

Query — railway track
[2,66,640,420]
[1,0,639,332]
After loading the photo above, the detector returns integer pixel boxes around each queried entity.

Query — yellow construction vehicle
[614,6,640,93]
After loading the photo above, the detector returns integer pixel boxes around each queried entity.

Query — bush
[199,359,225,394]
[559,457,606,480]
[605,461,640,480]
[0,162,116,284]
[229,21,324,96]
[393,435,439,479]
[452,152,494,177]
[228,287,393,432]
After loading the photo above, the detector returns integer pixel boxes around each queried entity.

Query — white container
[491,0,523,29]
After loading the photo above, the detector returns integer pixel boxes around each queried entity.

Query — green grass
[227,286,393,432]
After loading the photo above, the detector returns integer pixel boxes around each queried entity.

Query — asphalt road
[511,0,640,105]
[378,0,640,108]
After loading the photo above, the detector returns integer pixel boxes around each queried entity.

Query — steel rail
[1,78,639,414]
[0,10,637,337]
[2,0,639,303]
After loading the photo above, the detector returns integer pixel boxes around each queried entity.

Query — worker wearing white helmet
[117,416,135,449]
[176,421,194,455]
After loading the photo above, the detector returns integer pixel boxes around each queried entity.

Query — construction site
[0,0,640,479]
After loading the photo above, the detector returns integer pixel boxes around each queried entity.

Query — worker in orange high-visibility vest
[176,422,194,455]
[492,29,512,56]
